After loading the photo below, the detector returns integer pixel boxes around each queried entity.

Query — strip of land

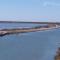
[0,21,60,24]
[0,24,60,37]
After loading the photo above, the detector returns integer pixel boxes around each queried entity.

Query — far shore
[0,21,60,24]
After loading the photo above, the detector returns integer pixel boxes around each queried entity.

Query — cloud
[43,1,60,7]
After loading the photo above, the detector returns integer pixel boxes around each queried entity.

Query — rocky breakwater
[0,24,59,37]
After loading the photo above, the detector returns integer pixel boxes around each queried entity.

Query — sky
[0,0,60,22]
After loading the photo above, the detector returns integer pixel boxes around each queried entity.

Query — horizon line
[0,21,60,24]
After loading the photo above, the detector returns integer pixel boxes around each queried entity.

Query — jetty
[0,22,60,36]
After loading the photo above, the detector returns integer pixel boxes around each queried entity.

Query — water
[0,23,46,29]
[0,23,60,60]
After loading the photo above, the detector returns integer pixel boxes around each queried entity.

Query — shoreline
[0,21,60,24]
[0,25,60,37]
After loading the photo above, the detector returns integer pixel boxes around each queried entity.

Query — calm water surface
[0,23,60,60]
[0,23,46,29]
